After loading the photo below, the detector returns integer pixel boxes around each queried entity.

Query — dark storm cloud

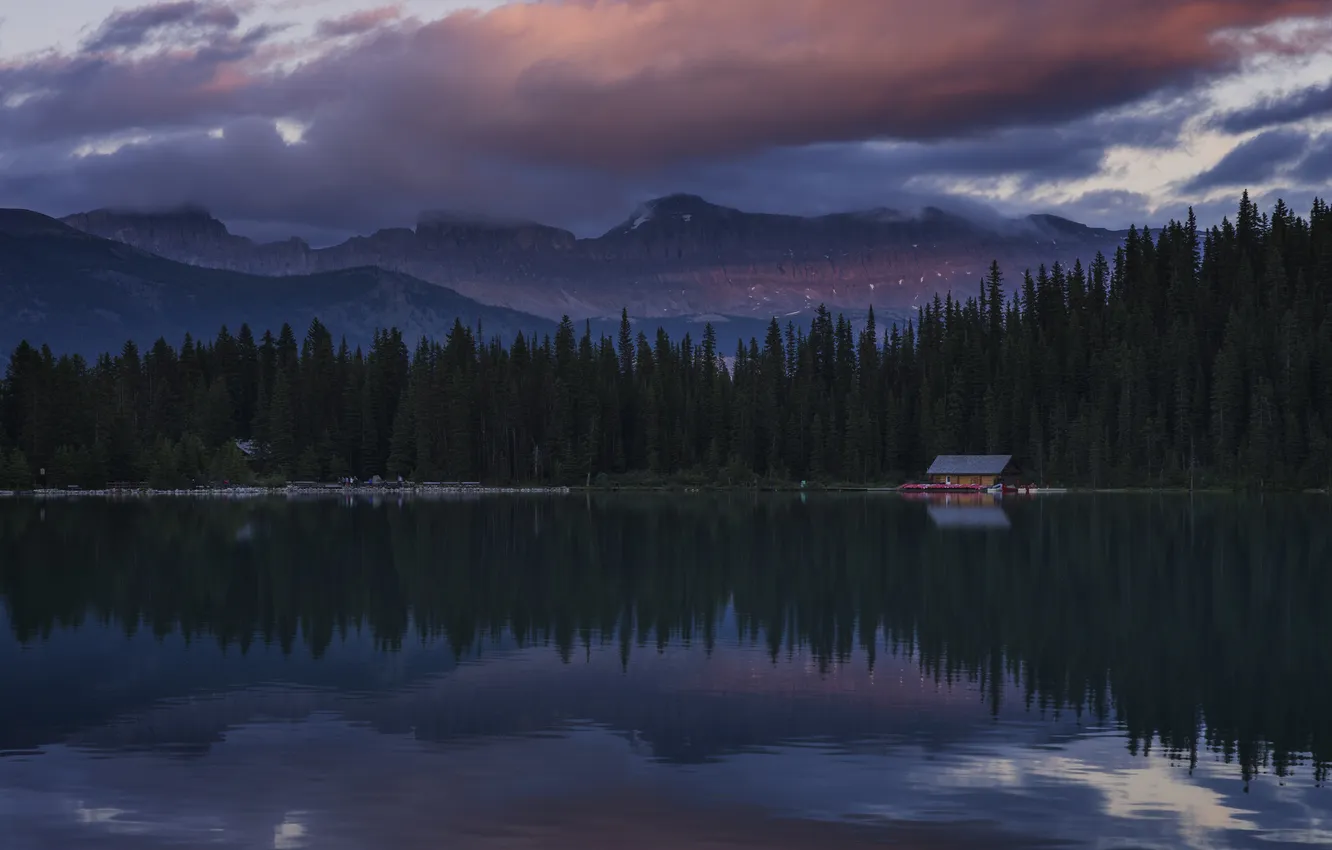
[258,0,1318,172]
[82,1,242,52]
[0,0,1328,233]
[314,7,401,38]
[643,105,1190,219]
[1293,134,1332,182]
[1181,129,1312,193]
[901,100,1193,180]
[0,106,1188,238]
[689,125,1119,196]
[0,22,278,148]
[1214,81,1332,134]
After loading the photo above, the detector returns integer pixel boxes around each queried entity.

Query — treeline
[2,495,1329,780]
[2,192,1331,488]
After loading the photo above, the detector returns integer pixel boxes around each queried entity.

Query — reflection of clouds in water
[920,748,1264,849]
[656,731,1329,849]
[1,716,1328,850]
[1259,781,1332,846]
[0,721,704,849]
[273,812,308,849]
[1033,755,1258,846]
[76,806,128,825]
[3,620,1330,848]
[931,755,1026,788]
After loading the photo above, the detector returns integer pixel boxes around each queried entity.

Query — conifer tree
[1,193,1329,489]
[267,369,296,473]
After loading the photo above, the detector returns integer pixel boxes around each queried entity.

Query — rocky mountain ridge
[0,210,555,357]
[62,195,1129,320]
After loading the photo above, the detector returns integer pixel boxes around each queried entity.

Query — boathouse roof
[926,455,1014,475]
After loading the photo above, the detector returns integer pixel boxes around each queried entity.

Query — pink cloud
[305,0,1327,169]
[9,0,1329,161]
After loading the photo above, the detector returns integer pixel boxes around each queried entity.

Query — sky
[1,0,1331,243]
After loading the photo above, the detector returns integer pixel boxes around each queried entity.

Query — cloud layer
[2,0,1331,237]
[1183,128,1313,192]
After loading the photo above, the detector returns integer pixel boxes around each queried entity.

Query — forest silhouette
[3,194,1332,489]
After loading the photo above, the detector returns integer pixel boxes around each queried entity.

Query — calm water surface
[0,494,1329,849]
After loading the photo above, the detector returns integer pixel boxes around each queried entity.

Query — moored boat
[897,482,1033,496]
[898,482,1014,493]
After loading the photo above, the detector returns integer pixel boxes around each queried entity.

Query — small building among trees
[926,455,1018,487]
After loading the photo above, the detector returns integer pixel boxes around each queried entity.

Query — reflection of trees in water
[1,495,1329,782]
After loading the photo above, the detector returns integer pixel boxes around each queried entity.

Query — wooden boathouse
[925,455,1018,488]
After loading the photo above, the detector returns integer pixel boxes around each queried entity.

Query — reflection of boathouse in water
[918,492,1012,530]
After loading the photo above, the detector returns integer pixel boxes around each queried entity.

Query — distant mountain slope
[62,196,1128,321]
[0,211,555,357]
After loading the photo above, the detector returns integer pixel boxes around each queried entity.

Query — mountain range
[2,195,1129,356]
[0,211,554,357]
[62,194,1127,317]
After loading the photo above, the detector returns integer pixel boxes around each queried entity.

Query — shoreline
[0,484,573,499]
[0,483,1325,499]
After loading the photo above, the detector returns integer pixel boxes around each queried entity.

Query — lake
[1,493,1329,849]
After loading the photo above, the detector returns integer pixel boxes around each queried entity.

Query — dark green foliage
[146,439,183,490]
[1,194,1329,488]
[208,441,254,485]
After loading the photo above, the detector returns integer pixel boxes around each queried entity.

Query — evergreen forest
[2,193,1331,490]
